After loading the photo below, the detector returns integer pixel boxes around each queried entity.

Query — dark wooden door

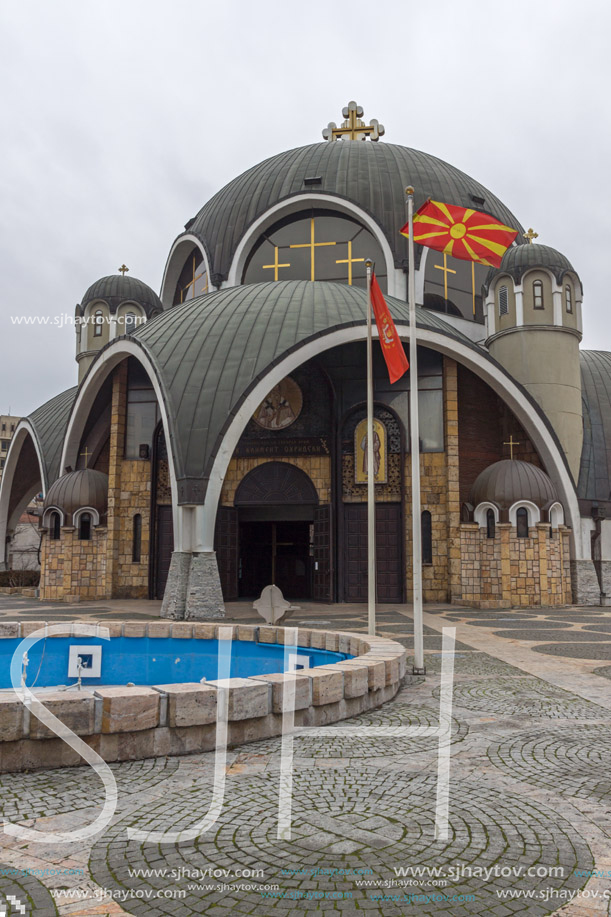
[215,506,239,600]
[312,504,332,602]
[343,503,403,603]
[155,505,174,599]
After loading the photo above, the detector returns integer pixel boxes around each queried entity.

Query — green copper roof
[487,243,577,287]
[80,275,162,316]
[579,350,611,509]
[28,386,78,487]
[130,280,477,502]
[181,142,524,282]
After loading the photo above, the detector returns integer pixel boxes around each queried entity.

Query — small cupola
[466,459,564,531]
[42,469,109,539]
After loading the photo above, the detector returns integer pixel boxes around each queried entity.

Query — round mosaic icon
[253,376,303,429]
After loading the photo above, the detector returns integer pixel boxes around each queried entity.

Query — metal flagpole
[405,188,425,674]
[365,260,376,637]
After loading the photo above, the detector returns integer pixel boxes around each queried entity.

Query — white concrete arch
[548,501,565,528]
[509,500,541,527]
[73,506,101,528]
[160,234,211,309]
[474,502,500,527]
[0,421,47,568]
[60,342,180,545]
[200,325,582,559]
[226,194,404,297]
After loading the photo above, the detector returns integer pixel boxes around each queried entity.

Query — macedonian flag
[400,200,518,268]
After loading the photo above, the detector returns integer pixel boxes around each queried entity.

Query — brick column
[443,357,461,602]
[105,362,128,599]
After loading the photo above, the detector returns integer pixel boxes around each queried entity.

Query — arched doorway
[233,462,319,600]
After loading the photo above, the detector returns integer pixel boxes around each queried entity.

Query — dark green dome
[180,141,524,282]
[486,243,577,287]
[80,275,163,316]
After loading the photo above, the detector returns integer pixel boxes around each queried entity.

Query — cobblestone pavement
[0,597,610,916]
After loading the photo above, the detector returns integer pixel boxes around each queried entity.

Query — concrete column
[184,552,225,620]
[160,552,192,619]
[570,559,601,606]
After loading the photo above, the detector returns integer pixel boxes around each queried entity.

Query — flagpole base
[412,666,426,676]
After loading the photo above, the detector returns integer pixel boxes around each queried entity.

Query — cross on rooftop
[523,229,538,244]
[118,264,129,275]
[322,102,385,142]
[504,435,521,460]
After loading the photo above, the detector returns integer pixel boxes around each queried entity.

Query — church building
[1,102,609,618]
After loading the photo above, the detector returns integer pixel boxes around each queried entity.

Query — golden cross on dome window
[179,254,208,303]
[336,240,365,285]
[322,101,385,142]
[290,217,336,281]
[262,246,291,281]
[434,254,457,301]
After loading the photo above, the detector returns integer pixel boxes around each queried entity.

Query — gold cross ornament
[523,228,538,244]
[336,240,365,285]
[262,246,290,281]
[118,264,129,276]
[434,253,457,300]
[503,435,521,460]
[80,446,91,468]
[323,101,385,142]
[290,217,335,281]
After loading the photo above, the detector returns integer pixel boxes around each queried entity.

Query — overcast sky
[1,0,609,416]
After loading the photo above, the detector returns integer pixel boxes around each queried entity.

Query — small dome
[79,275,162,317]
[486,243,576,288]
[469,459,557,509]
[44,469,108,519]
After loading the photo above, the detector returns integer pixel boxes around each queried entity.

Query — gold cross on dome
[262,246,291,281]
[181,255,205,302]
[322,101,385,142]
[80,446,91,468]
[434,254,457,300]
[290,217,336,281]
[336,240,365,285]
[523,228,538,244]
[118,264,129,275]
[504,435,521,460]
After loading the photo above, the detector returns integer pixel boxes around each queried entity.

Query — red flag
[370,273,409,384]
[400,199,518,268]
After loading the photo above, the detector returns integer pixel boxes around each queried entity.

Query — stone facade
[221,455,331,505]
[459,522,572,607]
[40,527,108,602]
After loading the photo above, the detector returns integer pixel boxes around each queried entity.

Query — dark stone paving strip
[533,642,611,659]
[492,629,611,642]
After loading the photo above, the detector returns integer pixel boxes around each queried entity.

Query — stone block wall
[40,528,107,601]
[459,523,572,607]
[113,459,151,599]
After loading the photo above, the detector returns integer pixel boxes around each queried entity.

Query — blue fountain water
[0,637,351,689]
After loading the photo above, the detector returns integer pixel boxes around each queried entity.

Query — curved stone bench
[0,621,408,773]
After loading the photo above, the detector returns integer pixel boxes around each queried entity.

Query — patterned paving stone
[0,871,58,917]
[247,702,468,758]
[434,676,609,718]
[88,771,593,916]
[532,642,611,660]
[487,726,611,800]
[593,665,611,680]
[462,619,571,630]
[491,629,611,642]
[584,624,611,633]
[0,757,179,822]
[407,652,529,677]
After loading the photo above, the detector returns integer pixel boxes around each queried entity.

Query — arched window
[486,508,496,539]
[124,312,137,335]
[516,507,529,538]
[498,285,509,316]
[93,310,103,337]
[50,512,61,540]
[132,513,142,563]
[79,512,92,541]
[565,284,573,313]
[422,510,432,565]
[533,280,544,309]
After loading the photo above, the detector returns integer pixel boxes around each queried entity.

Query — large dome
[178,142,524,282]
